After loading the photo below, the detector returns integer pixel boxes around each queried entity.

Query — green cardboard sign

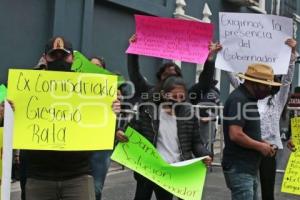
[111,126,207,200]
[0,84,7,102]
[72,51,125,87]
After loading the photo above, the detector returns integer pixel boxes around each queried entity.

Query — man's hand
[7,100,15,111]
[285,38,297,53]
[207,42,222,60]
[203,156,212,167]
[287,139,296,152]
[0,102,4,121]
[0,100,15,121]
[115,130,128,143]
[129,34,137,44]
[112,99,121,115]
[200,117,213,123]
[14,155,20,165]
[259,142,276,157]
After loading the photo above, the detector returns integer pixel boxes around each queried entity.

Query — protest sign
[216,12,293,74]
[290,118,300,147]
[7,69,117,150]
[1,101,14,200]
[281,117,300,195]
[72,51,125,86]
[0,85,7,102]
[126,15,214,64]
[111,126,207,200]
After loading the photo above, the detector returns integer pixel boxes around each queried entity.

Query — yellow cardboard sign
[7,69,117,151]
[291,117,300,147]
[281,117,300,195]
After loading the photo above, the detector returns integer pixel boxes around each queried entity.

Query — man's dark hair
[156,62,182,80]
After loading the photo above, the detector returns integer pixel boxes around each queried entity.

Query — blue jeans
[90,150,112,200]
[223,166,258,200]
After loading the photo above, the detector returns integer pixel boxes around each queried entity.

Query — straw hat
[237,63,282,86]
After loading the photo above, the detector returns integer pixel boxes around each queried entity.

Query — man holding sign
[226,38,297,200]
[223,63,280,200]
[15,37,121,200]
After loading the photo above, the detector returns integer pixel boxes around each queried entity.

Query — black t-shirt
[26,150,91,180]
[222,85,262,175]
[25,67,91,180]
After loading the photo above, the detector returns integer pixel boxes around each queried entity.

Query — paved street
[100,167,300,200]
[10,166,300,200]
[10,141,300,200]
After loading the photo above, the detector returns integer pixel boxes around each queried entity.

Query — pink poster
[126,15,214,64]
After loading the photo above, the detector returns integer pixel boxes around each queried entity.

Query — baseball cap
[44,36,73,55]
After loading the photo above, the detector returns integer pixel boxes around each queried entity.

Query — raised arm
[274,38,297,111]
[189,42,222,104]
[189,59,215,104]
[127,34,152,97]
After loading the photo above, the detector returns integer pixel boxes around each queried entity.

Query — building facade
[0,0,299,101]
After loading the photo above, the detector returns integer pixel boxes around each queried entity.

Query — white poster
[1,101,14,200]
[216,12,293,74]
